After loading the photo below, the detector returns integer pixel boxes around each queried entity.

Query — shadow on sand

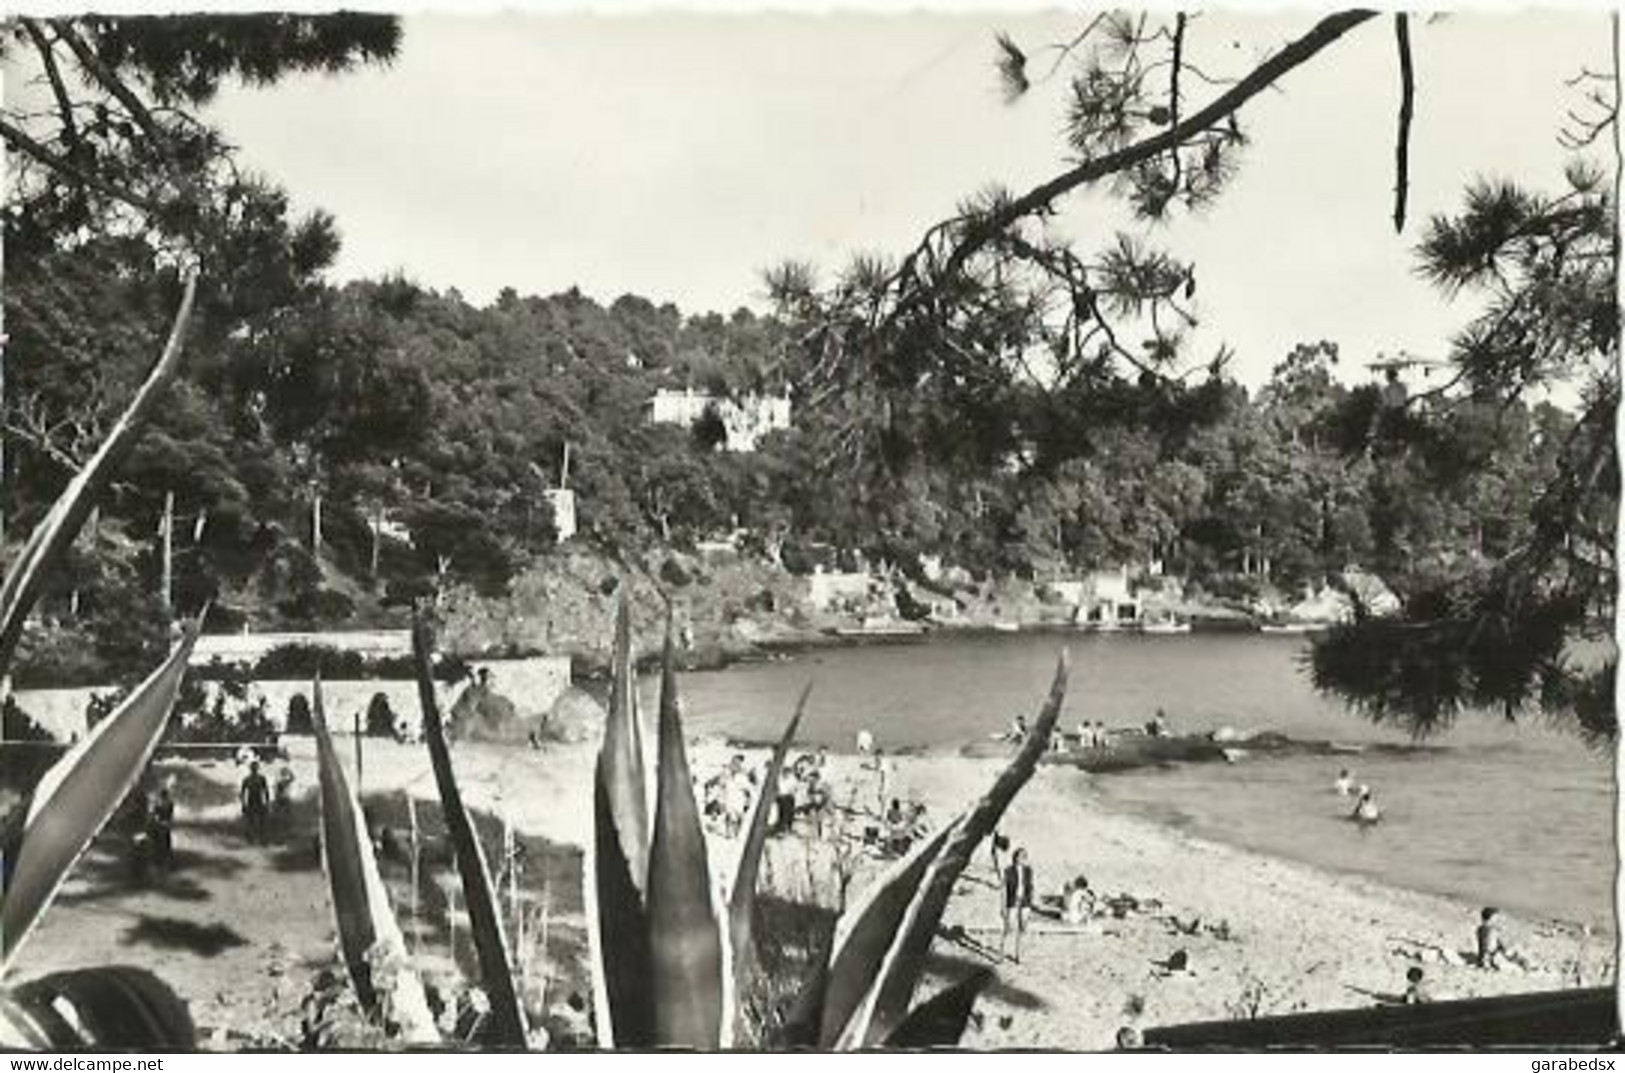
[121,914,250,957]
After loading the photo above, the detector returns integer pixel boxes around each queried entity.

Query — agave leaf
[645,620,728,1047]
[602,594,650,888]
[0,272,196,677]
[410,615,528,1047]
[312,678,439,1045]
[727,681,811,991]
[814,817,961,1047]
[586,760,653,1048]
[880,967,994,1049]
[777,958,830,1047]
[587,593,656,1047]
[2,966,194,1050]
[845,652,1069,1048]
[0,616,202,969]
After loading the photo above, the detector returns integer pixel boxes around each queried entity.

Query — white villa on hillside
[648,387,791,452]
[543,487,578,542]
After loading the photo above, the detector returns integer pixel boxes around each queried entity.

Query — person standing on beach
[241,760,271,844]
[774,766,799,836]
[1475,907,1529,969]
[146,783,175,872]
[274,762,296,827]
[1001,847,1035,964]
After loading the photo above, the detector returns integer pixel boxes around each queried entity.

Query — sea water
[673,632,1616,931]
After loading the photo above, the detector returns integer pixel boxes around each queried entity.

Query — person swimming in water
[1334,768,1355,796]
[1352,787,1381,825]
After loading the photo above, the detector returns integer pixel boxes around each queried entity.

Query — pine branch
[1392,14,1415,233]
[0,115,164,215]
[1167,12,1187,197]
[20,20,82,153]
[938,10,1379,283]
[50,21,169,150]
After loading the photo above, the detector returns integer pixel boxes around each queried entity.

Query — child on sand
[1062,874,1094,925]
[1000,847,1035,964]
[1403,965,1432,1004]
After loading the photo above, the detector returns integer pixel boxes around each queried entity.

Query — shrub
[660,556,694,588]
[365,692,397,737]
[285,693,315,735]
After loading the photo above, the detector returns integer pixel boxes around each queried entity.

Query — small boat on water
[1259,621,1332,635]
[990,621,1021,633]
[1141,618,1192,635]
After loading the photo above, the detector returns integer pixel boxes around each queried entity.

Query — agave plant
[409,614,530,1047]
[310,676,439,1044]
[0,273,202,1048]
[586,593,1070,1050]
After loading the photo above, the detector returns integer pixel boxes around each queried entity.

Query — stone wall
[11,655,572,742]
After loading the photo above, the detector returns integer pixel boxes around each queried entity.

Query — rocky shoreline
[438,547,1316,678]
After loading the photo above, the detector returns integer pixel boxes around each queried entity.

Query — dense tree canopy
[3,11,1614,748]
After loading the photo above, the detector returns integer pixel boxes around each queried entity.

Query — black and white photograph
[0,2,1616,1052]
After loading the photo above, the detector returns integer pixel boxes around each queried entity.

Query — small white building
[1076,567,1143,627]
[807,569,876,613]
[649,387,792,452]
[543,488,578,542]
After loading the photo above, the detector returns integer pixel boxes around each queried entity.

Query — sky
[198,8,1612,387]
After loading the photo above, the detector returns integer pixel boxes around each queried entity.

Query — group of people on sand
[777,750,834,837]
[1392,906,1532,1006]
[701,748,837,839]
[237,750,296,844]
[702,754,759,838]
[1334,767,1382,826]
[988,834,1104,965]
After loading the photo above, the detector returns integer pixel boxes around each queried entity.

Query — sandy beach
[14,732,1613,1050]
